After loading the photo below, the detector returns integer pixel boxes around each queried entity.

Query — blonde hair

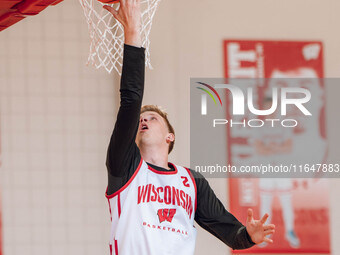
[141,105,175,154]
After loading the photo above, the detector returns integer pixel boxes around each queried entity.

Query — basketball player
[103,0,275,254]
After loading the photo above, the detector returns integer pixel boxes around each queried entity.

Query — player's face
[136,111,172,151]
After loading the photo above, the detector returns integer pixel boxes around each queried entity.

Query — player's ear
[166,133,175,143]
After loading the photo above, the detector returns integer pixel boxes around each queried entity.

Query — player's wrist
[125,29,142,47]
[125,26,140,35]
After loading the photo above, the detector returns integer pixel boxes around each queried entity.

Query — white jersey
[106,159,197,255]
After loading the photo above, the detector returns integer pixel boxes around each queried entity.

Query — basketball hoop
[79,0,161,74]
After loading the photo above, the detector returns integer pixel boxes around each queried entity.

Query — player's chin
[138,131,149,138]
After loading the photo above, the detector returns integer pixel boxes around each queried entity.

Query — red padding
[0,0,64,31]
[51,0,63,5]
[0,0,22,9]
[16,0,63,15]
[16,0,50,15]
[0,11,25,31]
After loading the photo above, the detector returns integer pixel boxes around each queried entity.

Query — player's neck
[140,146,169,170]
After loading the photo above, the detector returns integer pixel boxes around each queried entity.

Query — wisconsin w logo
[157,209,176,223]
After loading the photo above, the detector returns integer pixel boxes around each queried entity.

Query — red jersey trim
[184,167,197,212]
[105,158,143,199]
[107,199,112,221]
[117,193,121,217]
[147,162,178,175]
[114,239,119,255]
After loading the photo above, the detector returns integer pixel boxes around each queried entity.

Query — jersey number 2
[181,176,190,187]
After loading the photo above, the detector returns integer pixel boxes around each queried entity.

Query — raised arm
[104,0,145,195]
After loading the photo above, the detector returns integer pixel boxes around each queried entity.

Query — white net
[79,0,161,74]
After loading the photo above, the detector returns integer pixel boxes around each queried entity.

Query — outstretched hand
[103,0,142,47]
[246,208,275,245]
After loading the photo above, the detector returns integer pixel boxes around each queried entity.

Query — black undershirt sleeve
[106,44,145,195]
[190,170,255,250]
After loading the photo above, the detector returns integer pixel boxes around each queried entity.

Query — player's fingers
[263,224,275,231]
[264,229,275,236]
[247,208,253,223]
[103,5,117,15]
[260,213,269,224]
[264,237,273,243]
[103,5,120,21]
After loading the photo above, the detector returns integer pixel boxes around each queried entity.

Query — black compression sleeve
[106,45,145,195]
[191,170,255,250]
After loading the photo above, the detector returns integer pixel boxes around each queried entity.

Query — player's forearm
[232,226,256,249]
[196,214,255,250]
[120,44,145,104]
[193,171,255,250]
